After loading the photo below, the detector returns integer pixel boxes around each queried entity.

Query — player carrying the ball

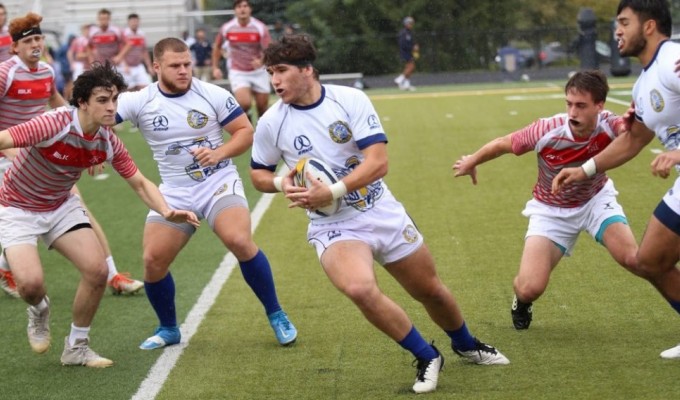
[250,34,509,395]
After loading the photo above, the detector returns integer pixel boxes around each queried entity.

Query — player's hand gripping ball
[294,157,342,216]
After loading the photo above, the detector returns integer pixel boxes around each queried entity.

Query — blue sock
[446,322,477,351]
[398,326,438,360]
[144,272,177,328]
[669,300,680,316]
[239,250,281,315]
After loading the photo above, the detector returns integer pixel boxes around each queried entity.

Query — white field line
[131,189,279,400]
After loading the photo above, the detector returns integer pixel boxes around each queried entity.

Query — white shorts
[120,63,152,88]
[522,179,627,256]
[0,194,91,249]
[147,167,248,234]
[661,177,680,215]
[228,68,271,93]
[307,195,423,265]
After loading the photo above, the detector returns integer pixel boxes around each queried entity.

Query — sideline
[131,190,278,400]
[368,82,634,101]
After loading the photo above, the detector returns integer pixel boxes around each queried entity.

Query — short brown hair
[565,70,609,104]
[153,37,189,61]
[233,0,250,8]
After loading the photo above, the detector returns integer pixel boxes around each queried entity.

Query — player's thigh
[5,244,44,288]
[516,235,563,287]
[600,221,637,268]
[384,243,445,299]
[639,214,680,270]
[51,227,107,282]
[321,240,376,294]
[142,222,191,269]
[211,205,257,259]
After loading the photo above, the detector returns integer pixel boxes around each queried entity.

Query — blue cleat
[268,310,297,346]
[139,326,181,350]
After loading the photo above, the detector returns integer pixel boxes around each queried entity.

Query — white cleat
[660,343,680,359]
[453,338,510,365]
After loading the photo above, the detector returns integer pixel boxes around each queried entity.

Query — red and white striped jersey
[0,25,11,63]
[0,56,56,130]
[69,36,90,64]
[89,25,122,64]
[510,111,625,208]
[0,107,138,212]
[217,17,271,72]
[121,27,147,67]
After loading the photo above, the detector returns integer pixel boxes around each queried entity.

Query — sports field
[1,79,678,400]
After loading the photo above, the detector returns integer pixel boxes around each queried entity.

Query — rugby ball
[294,157,342,216]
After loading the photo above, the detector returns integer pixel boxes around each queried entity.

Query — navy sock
[144,272,177,328]
[446,322,477,351]
[239,250,281,315]
[669,299,680,316]
[398,326,438,360]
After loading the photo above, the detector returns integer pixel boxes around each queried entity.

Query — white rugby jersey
[251,84,391,223]
[116,78,245,187]
[632,40,680,172]
[0,106,138,211]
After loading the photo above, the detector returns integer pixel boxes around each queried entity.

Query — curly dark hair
[263,34,319,79]
[69,61,127,107]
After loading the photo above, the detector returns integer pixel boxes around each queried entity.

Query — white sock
[68,323,91,346]
[395,74,405,84]
[106,256,118,282]
[0,253,9,272]
[31,297,49,313]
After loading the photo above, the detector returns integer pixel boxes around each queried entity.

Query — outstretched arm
[124,170,200,227]
[453,134,513,184]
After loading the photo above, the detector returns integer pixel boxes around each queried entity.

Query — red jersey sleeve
[109,132,138,179]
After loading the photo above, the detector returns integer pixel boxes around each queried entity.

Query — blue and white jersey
[116,78,245,187]
[632,40,680,163]
[252,84,392,223]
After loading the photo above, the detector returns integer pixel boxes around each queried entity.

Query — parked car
[495,41,568,69]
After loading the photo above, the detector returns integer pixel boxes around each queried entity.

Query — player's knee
[513,277,545,302]
[81,260,108,288]
[636,250,674,279]
[618,252,644,276]
[410,280,450,304]
[17,277,45,301]
[341,281,379,308]
[142,250,172,276]
[223,236,255,260]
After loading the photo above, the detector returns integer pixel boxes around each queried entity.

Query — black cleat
[511,295,533,330]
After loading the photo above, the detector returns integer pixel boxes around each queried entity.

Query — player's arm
[48,82,67,109]
[0,129,16,150]
[453,133,512,185]
[124,169,200,227]
[211,32,224,80]
[288,142,388,211]
[552,118,655,193]
[191,113,253,166]
[112,42,131,65]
